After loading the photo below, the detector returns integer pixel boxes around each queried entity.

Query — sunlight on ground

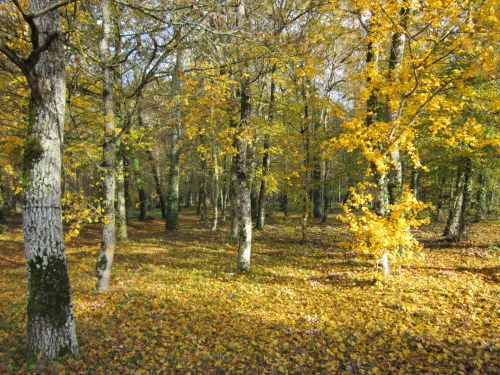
[0,213,498,373]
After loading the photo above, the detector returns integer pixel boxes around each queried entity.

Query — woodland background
[0,0,498,373]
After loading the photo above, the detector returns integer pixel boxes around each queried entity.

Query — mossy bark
[21,0,78,358]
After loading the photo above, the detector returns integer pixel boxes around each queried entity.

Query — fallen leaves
[0,215,498,373]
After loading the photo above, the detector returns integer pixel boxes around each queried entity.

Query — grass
[0,210,498,374]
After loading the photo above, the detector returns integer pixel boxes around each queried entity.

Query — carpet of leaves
[0,212,498,374]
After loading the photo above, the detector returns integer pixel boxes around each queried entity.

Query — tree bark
[281,189,289,217]
[21,0,78,358]
[148,150,166,219]
[386,9,407,206]
[0,183,5,224]
[96,0,116,292]
[410,168,419,200]
[311,158,323,218]
[229,158,239,242]
[131,151,147,221]
[434,175,447,222]
[300,81,310,242]
[116,142,128,241]
[444,158,472,241]
[211,145,219,231]
[200,158,210,228]
[322,160,329,223]
[474,173,487,222]
[256,71,275,230]
[165,47,184,230]
[236,78,252,272]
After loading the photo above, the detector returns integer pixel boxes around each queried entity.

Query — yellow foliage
[338,183,432,259]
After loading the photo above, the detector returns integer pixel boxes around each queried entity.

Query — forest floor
[0,210,498,374]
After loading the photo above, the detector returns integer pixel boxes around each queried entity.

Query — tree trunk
[474,173,487,222]
[148,150,166,219]
[131,151,147,221]
[256,70,275,230]
[116,142,128,241]
[322,160,329,223]
[444,158,472,241]
[387,149,403,205]
[256,136,270,230]
[250,185,258,220]
[410,168,419,200]
[221,179,228,223]
[20,0,78,358]
[236,79,252,272]
[165,48,184,230]
[434,175,447,222]
[124,151,131,220]
[211,146,219,231]
[376,172,390,217]
[0,183,5,224]
[200,159,209,228]
[96,0,116,292]
[311,158,323,218]
[196,181,202,215]
[385,9,407,207]
[229,159,239,242]
[300,81,310,242]
[281,189,289,217]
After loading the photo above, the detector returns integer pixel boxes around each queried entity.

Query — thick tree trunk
[148,150,166,219]
[444,158,472,241]
[21,0,78,358]
[116,143,128,241]
[96,0,116,292]
[165,48,184,230]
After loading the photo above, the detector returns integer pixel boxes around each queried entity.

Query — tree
[0,0,78,359]
[95,0,117,292]
[165,42,184,231]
